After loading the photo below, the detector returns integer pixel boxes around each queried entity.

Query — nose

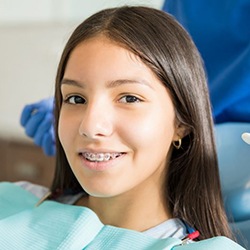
[79,101,113,139]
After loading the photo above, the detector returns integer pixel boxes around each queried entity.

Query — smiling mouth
[80,152,124,162]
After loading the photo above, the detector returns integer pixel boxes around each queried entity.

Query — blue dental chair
[215,123,250,248]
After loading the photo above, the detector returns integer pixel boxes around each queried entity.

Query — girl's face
[59,36,181,198]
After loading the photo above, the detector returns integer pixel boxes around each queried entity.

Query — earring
[173,138,182,149]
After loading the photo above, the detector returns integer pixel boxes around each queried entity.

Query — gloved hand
[20,97,55,156]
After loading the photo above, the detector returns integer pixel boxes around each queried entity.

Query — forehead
[68,35,142,65]
[63,35,156,82]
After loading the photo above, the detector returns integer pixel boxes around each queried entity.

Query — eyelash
[118,95,142,103]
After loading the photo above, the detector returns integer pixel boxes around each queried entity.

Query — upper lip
[77,148,125,154]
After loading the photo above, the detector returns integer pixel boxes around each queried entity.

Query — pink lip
[79,153,126,171]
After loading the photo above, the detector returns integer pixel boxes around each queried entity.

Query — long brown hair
[52,6,232,240]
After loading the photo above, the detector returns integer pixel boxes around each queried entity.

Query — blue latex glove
[163,0,250,123]
[20,97,55,156]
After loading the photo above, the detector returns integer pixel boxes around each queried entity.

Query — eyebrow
[107,79,153,89]
[61,78,84,88]
[61,78,153,89]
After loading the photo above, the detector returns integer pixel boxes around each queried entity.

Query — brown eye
[119,95,141,103]
[66,95,86,104]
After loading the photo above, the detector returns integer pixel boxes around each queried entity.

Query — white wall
[0,0,164,139]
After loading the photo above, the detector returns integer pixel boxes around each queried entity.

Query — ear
[173,122,190,141]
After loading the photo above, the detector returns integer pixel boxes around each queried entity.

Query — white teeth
[83,152,122,162]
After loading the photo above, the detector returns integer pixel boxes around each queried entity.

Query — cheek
[58,111,77,150]
[119,107,175,152]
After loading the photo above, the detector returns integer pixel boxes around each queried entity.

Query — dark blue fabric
[163,0,250,123]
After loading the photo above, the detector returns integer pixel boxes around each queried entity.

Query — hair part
[52,6,232,240]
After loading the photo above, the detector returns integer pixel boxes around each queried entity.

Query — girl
[1,6,245,249]
[53,5,230,240]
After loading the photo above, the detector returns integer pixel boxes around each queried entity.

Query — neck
[77,182,171,232]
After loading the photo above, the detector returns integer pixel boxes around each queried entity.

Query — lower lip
[79,154,126,171]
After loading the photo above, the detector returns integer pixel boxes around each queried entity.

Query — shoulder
[14,181,49,199]
[202,236,246,249]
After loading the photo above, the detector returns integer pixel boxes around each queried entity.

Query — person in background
[163,0,250,124]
